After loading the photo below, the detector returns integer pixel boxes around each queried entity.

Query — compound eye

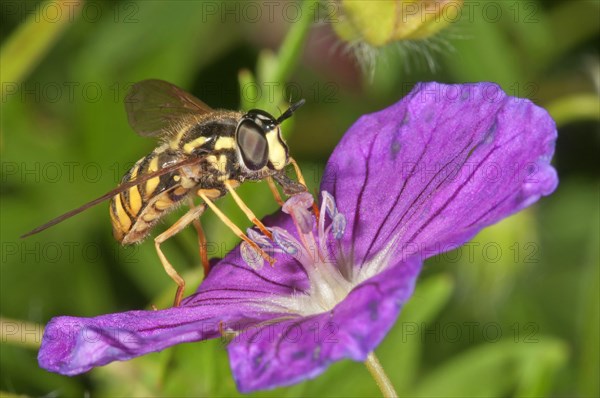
[237,119,269,170]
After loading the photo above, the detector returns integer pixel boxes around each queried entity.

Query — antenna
[275,99,306,125]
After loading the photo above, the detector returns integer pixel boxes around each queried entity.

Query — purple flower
[38,82,558,392]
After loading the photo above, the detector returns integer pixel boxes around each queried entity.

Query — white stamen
[321,191,337,218]
[246,228,272,248]
[240,241,264,270]
[239,191,394,318]
[282,192,314,214]
[291,206,314,234]
[271,227,300,255]
[332,213,347,240]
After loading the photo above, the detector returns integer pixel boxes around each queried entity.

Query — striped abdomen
[110,144,191,244]
[110,115,242,245]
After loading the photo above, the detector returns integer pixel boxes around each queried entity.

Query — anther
[332,213,347,239]
[240,241,264,270]
[247,228,272,248]
[282,192,315,234]
[282,192,314,213]
[272,227,300,255]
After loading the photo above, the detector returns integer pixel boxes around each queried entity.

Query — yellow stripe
[183,136,207,154]
[121,165,142,215]
[148,156,159,172]
[145,177,160,196]
[171,129,187,150]
[109,202,120,227]
[206,155,218,171]
[216,154,228,174]
[141,155,161,196]
[214,136,234,150]
[128,187,143,215]
[130,164,139,179]
[112,195,132,232]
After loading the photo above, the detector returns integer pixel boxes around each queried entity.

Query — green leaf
[545,94,600,127]
[576,199,600,397]
[411,338,568,397]
[0,344,83,396]
[239,68,259,110]
[377,274,455,393]
[448,210,539,317]
[0,0,79,91]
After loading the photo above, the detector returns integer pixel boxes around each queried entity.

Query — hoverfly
[22,79,308,306]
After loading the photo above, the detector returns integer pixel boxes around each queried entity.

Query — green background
[1,0,598,396]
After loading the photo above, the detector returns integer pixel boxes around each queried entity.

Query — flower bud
[332,0,463,47]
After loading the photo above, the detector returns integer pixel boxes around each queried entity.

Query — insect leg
[154,203,207,307]
[289,157,308,187]
[223,180,273,240]
[186,197,210,277]
[266,176,284,206]
[198,192,275,266]
[289,157,320,219]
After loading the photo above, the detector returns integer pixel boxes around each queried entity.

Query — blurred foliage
[1,0,598,397]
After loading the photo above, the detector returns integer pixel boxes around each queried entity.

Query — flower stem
[0,0,81,92]
[0,317,42,349]
[545,93,600,127]
[270,0,318,85]
[250,0,318,111]
[364,352,398,398]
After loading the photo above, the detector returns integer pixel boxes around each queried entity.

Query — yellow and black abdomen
[110,144,191,245]
[110,115,241,245]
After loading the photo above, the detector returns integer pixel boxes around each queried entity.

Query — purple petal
[38,212,313,376]
[190,212,310,297]
[321,82,558,265]
[38,302,270,375]
[227,256,422,392]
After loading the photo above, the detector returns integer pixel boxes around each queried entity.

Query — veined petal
[38,304,268,376]
[228,256,422,392]
[39,225,421,385]
[38,82,558,394]
[321,82,558,265]
[192,213,310,296]
[38,213,313,376]
[38,212,310,376]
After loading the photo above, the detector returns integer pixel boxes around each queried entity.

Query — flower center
[241,191,356,317]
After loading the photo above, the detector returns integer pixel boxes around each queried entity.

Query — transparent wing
[125,79,213,137]
[20,156,206,238]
